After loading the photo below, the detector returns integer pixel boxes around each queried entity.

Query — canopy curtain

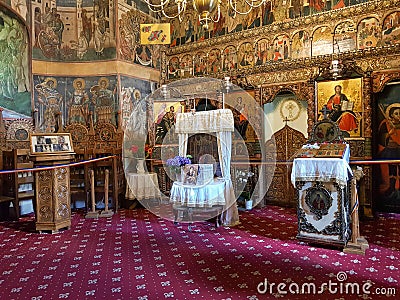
[175,109,239,226]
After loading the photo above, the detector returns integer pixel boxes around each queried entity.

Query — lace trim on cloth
[291,157,353,188]
[175,109,234,134]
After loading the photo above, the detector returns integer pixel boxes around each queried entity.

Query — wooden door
[264,125,306,207]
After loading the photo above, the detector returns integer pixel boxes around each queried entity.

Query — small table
[125,173,161,208]
[170,179,226,227]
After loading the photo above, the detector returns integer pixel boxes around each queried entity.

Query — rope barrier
[0,155,117,175]
[1,156,397,175]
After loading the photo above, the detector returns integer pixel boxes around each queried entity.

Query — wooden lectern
[29,133,75,233]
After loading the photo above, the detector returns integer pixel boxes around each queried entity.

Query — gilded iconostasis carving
[164,1,400,81]
[168,0,378,48]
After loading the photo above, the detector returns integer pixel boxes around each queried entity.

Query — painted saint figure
[155,105,176,144]
[69,78,89,124]
[378,103,400,199]
[91,77,115,124]
[326,85,358,133]
[35,77,63,132]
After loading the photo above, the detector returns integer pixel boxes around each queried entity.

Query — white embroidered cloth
[291,158,352,188]
[170,179,226,207]
[175,109,234,134]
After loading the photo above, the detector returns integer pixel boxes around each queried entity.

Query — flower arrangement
[166,155,192,169]
[128,144,153,159]
[130,144,145,158]
[166,155,192,182]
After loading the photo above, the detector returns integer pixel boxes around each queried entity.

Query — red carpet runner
[0,206,399,299]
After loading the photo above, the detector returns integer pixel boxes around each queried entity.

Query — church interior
[1,0,400,298]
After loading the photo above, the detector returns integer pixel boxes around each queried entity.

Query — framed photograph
[30,133,74,155]
[182,164,199,185]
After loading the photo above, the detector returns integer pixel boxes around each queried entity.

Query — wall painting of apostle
[375,82,400,213]
[153,101,183,145]
[316,78,362,138]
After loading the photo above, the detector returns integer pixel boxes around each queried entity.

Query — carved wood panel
[264,125,306,207]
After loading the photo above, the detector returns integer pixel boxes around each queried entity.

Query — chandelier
[144,0,266,29]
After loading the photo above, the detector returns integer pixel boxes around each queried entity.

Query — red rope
[0,155,116,175]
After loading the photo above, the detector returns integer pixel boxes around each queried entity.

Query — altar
[291,118,352,247]
[170,179,226,225]
[172,109,239,227]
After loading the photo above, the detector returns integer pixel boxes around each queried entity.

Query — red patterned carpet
[0,206,399,299]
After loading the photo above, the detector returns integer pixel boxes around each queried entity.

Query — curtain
[217,130,239,226]
[178,133,188,157]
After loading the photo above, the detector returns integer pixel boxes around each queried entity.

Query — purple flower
[166,155,192,167]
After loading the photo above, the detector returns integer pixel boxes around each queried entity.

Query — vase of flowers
[166,155,192,182]
[129,144,146,173]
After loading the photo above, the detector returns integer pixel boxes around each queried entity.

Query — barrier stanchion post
[85,169,99,219]
[344,174,369,255]
[100,169,113,217]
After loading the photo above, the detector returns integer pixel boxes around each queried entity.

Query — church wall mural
[0,0,28,21]
[32,0,116,62]
[118,5,161,69]
[0,4,31,119]
[2,0,164,66]
[119,74,157,131]
[33,74,119,132]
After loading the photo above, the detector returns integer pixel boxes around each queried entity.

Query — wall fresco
[33,75,119,132]
[32,0,116,61]
[0,6,31,119]
[120,75,157,131]
[118,7,160,69]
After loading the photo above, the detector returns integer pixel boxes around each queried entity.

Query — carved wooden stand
[31,154,75,233]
